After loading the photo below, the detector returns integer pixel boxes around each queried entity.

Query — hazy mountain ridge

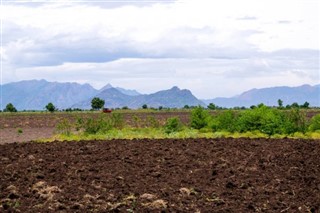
[72,86,205,109]
[1,80,319,110]
[1,80,97,110]
[202,84,320,107]
[1,80,204,110]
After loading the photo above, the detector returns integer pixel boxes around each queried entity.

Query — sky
[1,0,319,99]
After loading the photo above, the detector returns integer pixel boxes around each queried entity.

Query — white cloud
[14,54,319,98]
[1,0,319,98]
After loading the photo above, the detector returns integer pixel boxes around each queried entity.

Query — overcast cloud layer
[1,0,319,98]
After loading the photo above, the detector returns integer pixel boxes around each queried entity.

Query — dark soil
[1,138,319,212]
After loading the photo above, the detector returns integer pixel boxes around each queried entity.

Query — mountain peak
[170,86,180,91]
[99,83,113,91]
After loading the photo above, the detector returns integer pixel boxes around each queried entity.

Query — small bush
[56,119,73,136]
[146,116,160,128]
[309,114,320,131]
[164,117,183,134]
[236,106,285,135]
[111,113,124,129]
[83,116,112,134]
[210,110,238,132]
[132,115,142,128]
[283,109,307,134]
[190,106,211,129]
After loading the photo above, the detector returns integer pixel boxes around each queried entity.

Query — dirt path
[1,138,319,212]
[0,128,55,144]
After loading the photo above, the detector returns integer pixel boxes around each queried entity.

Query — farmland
[0,109,320,212]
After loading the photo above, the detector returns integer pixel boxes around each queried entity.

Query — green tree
[4,103,17,112]
[91,97,105,110]
[301,101,310,109]
[277,99,283,109]
[291,102,299,108]
[207,103,216,110]
[45,102,56,112]
[142,104,148,109]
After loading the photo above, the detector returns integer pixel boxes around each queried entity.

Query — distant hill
[99,83,141,96]
[73,86,205,109]
[1,80,319,110]
[202,84,320,107]
[1,80,204,110]
[0,79,97,110]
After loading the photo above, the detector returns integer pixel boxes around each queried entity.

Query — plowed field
[1,138,319,212]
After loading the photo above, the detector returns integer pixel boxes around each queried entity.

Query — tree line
[0,97,315,112]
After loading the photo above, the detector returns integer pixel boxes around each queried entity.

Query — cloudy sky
[1,0,319,98]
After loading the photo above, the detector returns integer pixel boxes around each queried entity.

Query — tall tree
[45,102,56,112]
[4,103,17,112]
[91,97,105,110]
[277,99,283,109]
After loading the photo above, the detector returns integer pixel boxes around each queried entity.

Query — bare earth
[0,128,55,144]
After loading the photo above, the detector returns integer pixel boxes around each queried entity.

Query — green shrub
[132,115,142,128]
[308,114,320,131]
[210,110,238,132]
[146,116,160,128]
[111,113,124,129]
[164,117,183,134]
[283,109,307,134]
[83,116,112,134]
[56,119,73,136]
[190,106,211,129]
[17,128,23,134]
[236,106,284,135]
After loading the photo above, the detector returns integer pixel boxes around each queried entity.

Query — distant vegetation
[1,96,316,113]
[91,97,105,110]
[45,102,56,113]
[47,103,320,142]
[3,103,17,112]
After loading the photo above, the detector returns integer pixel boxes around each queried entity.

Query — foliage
[131,115,142,128]
[45,102,56,113]
[65,108,83,112]
[283,109,307,133]
[111,113,124,129]
[146,116,160,128]
[301,101,310,109]
[210,110,238,132]
[56,119,73,136]
[142,104,148,109]
[308,113,320,131]
[48,108,320,141]
[83,116,113,134]
[164,117,183,134]
[190,106,210,129]
[207,103,216,110]
[277,99,283,109]
[236,105,285,135]
[4,103,17,112]
[17,128,23,134]
[91,97,105,110]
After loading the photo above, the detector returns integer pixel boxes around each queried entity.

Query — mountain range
[1,79,319,110]
[202,84,320,108]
